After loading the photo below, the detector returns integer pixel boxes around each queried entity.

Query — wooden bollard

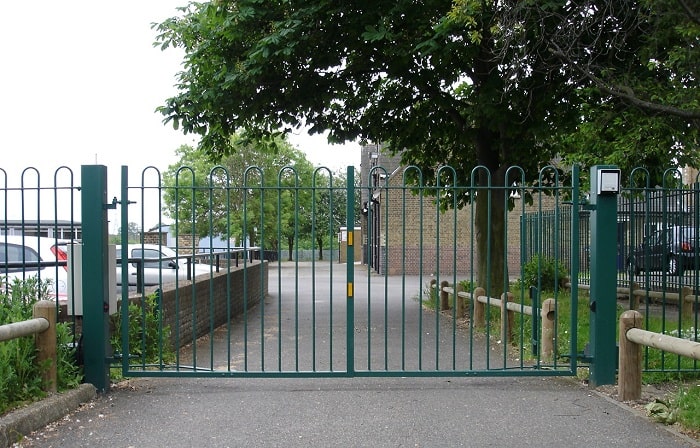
[33,300,57,393]
[455,282,465,318]
[681,286,692,320]
[540,298,556,359]
[440,280,450,311]
[501,292,514,344]
[618,310,643,401]
[630,282,640,311]
[473,287,486,329]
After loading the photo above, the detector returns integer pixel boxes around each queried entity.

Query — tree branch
[678,0,700,25]
[550,48,700,121]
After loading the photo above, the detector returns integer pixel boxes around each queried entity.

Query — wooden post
[681,286,692,320]
[455,282,464,318]
[501,292,514,344]
[630,282,640,311]
[33,300,57,393]
[560,277,570,290]
[540,298,556,359]
[473,287,486,329]
[440,281,450,311]
[618,310,643,401]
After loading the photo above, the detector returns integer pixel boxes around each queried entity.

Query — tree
[162,136,316,258]
[488,0,699,183]
[312,168,362,260]
[529,0,699,122]
[116,222,141,243]
[154,1,697,293]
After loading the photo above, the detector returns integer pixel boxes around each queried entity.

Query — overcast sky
[0,2,359,176]
[0,1,359,226]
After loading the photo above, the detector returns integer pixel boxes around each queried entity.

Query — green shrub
[0,278,82,415]
[522,255,568,291]
[110,292,175,372]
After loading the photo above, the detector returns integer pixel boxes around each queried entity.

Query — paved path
[14,262,700,447]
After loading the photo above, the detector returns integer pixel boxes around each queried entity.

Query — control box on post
[588,165,620,386]
[66,244,117,316]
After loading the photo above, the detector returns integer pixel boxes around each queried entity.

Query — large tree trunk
[474,130,508,298]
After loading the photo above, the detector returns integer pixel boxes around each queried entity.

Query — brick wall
[144,261,267,349]
[373,171,558,277]
[142,231,199,249]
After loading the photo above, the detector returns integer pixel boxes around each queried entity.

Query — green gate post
[346,166,355,375]
[81,165,112,392]
[588,165,621,386]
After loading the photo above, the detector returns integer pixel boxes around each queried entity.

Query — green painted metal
[588,165,620,386]
[119,166,130,377]
[80,165,111,392]
[4,162,699,385]
[113,163,581,380]
[346,166,355,374]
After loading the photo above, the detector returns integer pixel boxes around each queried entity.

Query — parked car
[0,235,70,300]
[116,244,213,289]
[627,225,699,276]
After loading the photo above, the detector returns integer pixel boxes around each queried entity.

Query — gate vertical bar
[569,165,580,372]
[81,165,111,392]
[346,166,355,374]
[120,166,130,376]
[589,165,620,386]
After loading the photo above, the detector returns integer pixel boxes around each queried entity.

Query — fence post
[440,280,450,311]
[681,286,692,320]
[473,287,485,329]
[540,298,556,360]
[81,165,112,392]
[501,292,514,344]
[630,282,640,311]
[618,310,643,401]
[588,165,620,387]
[455,282,464,318]
[33,300,57,393]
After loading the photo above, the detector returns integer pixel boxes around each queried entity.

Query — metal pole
[81,165,111,392]
[346,166,355,375]
[588,165,621,386]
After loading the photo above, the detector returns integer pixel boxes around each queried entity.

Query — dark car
[627,225,699,276]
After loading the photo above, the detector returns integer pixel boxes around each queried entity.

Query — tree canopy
[162,136,358,260]
[155,0,698,290]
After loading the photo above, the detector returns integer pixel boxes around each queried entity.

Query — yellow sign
[348,230,353,246]
[347,282,353,297]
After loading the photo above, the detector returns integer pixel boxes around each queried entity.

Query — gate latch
[104,197,118,210]
[105,197,136,209]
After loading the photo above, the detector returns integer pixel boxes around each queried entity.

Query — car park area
[0,235,70,301]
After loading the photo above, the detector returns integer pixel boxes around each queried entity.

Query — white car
[0,235,70,301]
[116,244,213,289]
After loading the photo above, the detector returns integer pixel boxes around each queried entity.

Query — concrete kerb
[0,383,96,448]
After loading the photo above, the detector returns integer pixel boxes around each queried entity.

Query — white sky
[1,2,194,173]
[0,1,359,228]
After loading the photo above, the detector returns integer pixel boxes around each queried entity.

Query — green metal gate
[5,163,696,392]
[108,164,580,381]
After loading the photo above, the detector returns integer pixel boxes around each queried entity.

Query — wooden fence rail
[430,280,557,359]
[0,301,57,392]
[618,310,700,401]
[565,281,698,318]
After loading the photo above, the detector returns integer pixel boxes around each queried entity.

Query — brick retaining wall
[158,260,268,348]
